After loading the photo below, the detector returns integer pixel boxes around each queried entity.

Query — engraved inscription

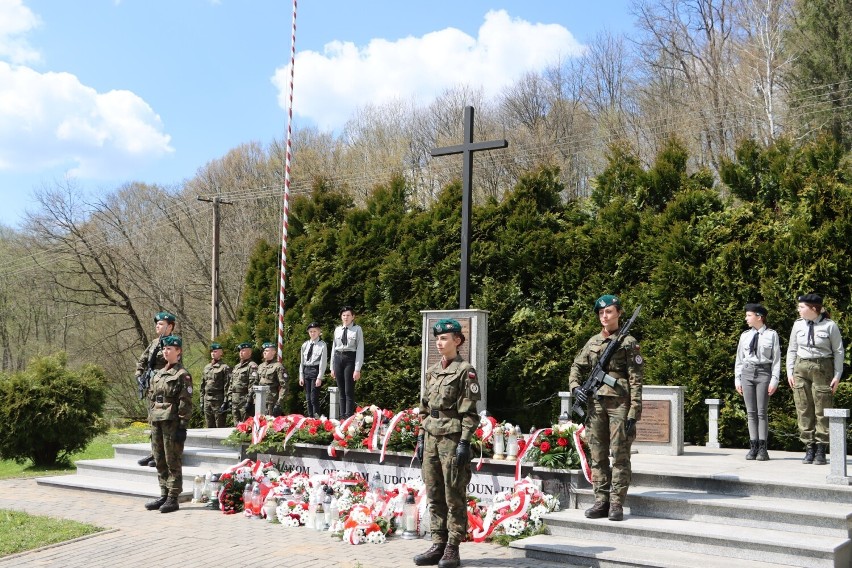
[635,400,671,443]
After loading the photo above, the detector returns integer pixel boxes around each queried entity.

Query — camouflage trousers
[151,419,185,498]
[231,394,249,426]
[422,431,471,546]
[203,398,227,428]
[792,358,834,445]
[587,395,635,505]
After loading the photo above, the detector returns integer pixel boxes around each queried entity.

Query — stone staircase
[36,428,241,501]
[511,456,852,568]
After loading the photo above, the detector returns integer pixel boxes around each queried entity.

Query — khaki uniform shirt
[568,331,643,420]
[419,355,481,441]
[229,360,258,402]
[201,360,231,403]
[253,361,288,405]
[148,364,193,427]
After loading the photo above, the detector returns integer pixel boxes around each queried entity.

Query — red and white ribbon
[379,410,409,463]
[573,424,592,484]
[514,428,548,481]
[251,415,269,446]
[475,415,495,471]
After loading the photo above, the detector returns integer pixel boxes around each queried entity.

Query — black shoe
[159,497,179,513]
[145,496,167,510]
[608,503,624,521]
[814,443,827,465]
[802,444,815,464]
[584,501,609,519]
[414,543,446,566]
[137,454,154,466]
[745,440,758,460]
[438,544,460,568]
[756,440,769,461]
[148,458,157,467]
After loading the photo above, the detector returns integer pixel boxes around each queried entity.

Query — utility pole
[197,195,233,340]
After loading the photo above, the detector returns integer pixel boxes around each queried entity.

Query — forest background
[1,0,851,450]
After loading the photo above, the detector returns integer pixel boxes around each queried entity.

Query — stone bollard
[705,399,721,448]
[558,391,573,423]
[825,408,851,485]
[252,385,270,417]
[329,386,339,420]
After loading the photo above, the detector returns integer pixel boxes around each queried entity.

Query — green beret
[594,294,621,313]
[262,342,275,349]
[237,342,253,350]
[154,311,176,324]
[433,318,462,336]
[209,342,222,350]
[162,335,182,348]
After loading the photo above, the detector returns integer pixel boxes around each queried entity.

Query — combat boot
[756,440,769,461]
[137,454,154,466]
[802,444,815,464]
[438,544,460,568]
[144,495,167,510]
[608,503,624,521]
[159,496,180,513]
[813,443,827,465]
[745,440,758,460]
[414,543,445,566]
[584,501,609,519]
[148,458,157,467]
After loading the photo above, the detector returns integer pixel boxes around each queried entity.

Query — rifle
[137,336,164,399]
[572,305,641,418]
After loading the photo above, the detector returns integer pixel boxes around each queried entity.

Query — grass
[0,423,150,480]
[0,510,103,557]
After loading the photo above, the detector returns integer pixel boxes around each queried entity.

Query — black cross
[431,106,508,309]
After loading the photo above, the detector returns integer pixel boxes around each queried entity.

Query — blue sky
[0,0,636,228]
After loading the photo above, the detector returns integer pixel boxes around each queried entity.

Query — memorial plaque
[425,317,471,366]
[635,400,671,443]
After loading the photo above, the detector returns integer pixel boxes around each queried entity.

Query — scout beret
[433,318,462,336]
[797,293,823,305]
[594,294,621,313]
[209,342,222,350]
[307,321,321,330]
[237,341,253,350]
[162,335,182,347]
[262,342,275,349]
[154,311,176,324]
[744,303,768,317]
[340,305,354,315]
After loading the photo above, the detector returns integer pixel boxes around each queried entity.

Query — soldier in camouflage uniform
[144,335,192,514]
[228,342,258,425]
[201,342,231,427]
[414,319,481,568]
[569,295,643,522]
[135,311,176,467]
[252,342,288,416]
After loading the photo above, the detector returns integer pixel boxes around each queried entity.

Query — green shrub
[0,353,107,466]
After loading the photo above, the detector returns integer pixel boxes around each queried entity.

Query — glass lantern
[401,493,418,539]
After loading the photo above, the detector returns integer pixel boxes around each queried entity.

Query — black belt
[304,365,319,369]
[430,409,459,419]
[337,350,356,357]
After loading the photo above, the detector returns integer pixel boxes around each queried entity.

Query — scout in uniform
[569,295,643,522]
[144,335,192,514]
[330,306,364,419]
[414,318,480,568]
[734,303,780,461]
[786,293,844,465]
[228,342,258,425]
[201,342,231,428]
[135,311,176,467]
[253,341,288,416]
[299,322,328,418]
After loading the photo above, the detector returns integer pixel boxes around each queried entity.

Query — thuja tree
[0,353,106,466]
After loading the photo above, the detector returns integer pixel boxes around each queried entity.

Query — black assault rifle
[137,336,164,399]
[572,305,641,418]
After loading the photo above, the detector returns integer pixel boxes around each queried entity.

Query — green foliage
[0,353,107,466]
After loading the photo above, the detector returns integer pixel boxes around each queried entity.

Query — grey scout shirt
[299,339,328,380]
[786,315,844,380]
[734,325,781,389]
[331,324,364,371]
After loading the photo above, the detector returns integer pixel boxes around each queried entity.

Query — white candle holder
[492,430,505,460]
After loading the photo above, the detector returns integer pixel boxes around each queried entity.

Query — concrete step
[624,486,852,538]
[35,474,195,501]
[112,443,240,470]
[511,534,804,568]
[71,459,215,485]
[543,508,851,567]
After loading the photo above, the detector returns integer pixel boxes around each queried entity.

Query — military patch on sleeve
[470,382,479,394]
[468,370,477,380]
[634,355,643,365]
[187,386,193,394]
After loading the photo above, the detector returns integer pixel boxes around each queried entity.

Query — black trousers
[334,351,356,418]
[303,366,320,417]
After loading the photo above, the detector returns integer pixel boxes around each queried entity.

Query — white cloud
[272,9,585,131]
[0,0,41,64]
[0,62,173,178]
